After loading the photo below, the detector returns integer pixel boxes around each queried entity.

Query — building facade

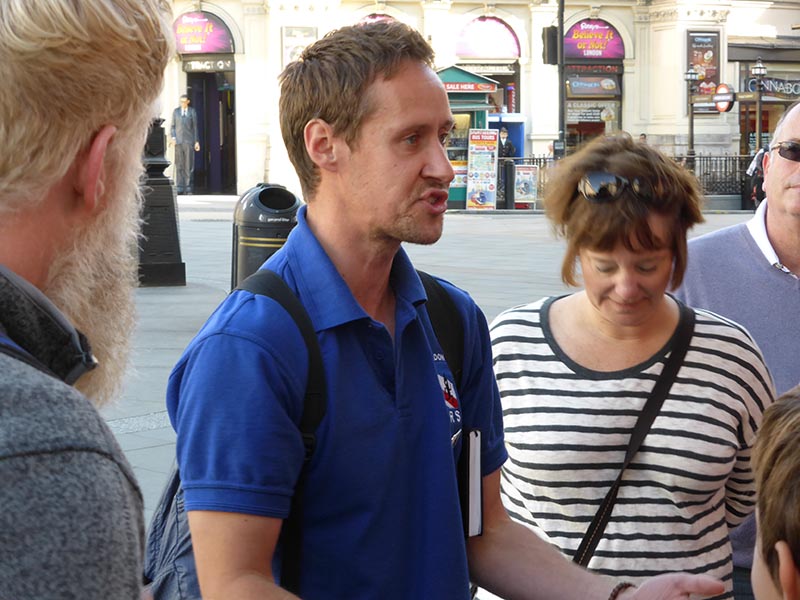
[159,0,800,197]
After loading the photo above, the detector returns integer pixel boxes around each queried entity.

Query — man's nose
[424,143,455,185]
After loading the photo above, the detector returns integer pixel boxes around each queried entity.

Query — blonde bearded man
[0,1,172,598]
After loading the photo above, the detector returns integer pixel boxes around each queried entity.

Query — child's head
[752,384,800,599]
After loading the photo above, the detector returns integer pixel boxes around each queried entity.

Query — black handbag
[572,306,695,567]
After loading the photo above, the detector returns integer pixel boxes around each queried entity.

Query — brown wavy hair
[753,385,800,590]
[544,134,705,289]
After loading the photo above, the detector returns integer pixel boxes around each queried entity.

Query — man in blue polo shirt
[166,20,724,600]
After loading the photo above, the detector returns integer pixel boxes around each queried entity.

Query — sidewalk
[106,195,752,524]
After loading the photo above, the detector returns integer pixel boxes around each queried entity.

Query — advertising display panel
[564,19,624,60]
[174,12,234,54]
[515,165,539,209]
[466,129,498,210]
[687,31,721,113]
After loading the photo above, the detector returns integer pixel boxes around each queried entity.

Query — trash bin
[231,183,302,289]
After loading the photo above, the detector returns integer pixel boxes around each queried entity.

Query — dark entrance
[186,71,237,194]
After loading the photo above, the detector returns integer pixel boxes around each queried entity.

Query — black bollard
[138,118,186,286]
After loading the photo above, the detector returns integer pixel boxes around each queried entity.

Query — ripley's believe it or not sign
[174,12,234,54]
[564,19,624,60]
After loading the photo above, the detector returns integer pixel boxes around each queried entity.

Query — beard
[44,150,144,408]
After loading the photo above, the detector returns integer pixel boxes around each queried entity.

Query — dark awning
[728,36,800,62]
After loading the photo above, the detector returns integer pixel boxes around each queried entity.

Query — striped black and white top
[489,296,775,599]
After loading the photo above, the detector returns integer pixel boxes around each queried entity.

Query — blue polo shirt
[167,206,507,599]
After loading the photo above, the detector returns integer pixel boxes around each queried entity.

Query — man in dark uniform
[499,126,516,158]
[170,94,200,194]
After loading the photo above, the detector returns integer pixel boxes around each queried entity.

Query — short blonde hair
[0,0,173,212]
[753,385,800,590]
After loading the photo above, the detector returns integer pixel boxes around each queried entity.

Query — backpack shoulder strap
[237,269,326,456]
[417,270,464,391]
[0,333,58,380]
[235,269,325,594]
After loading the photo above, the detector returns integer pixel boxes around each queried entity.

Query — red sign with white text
[443,82,498,93]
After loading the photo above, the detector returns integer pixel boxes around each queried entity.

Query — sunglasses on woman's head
[574,171,657,204]
[770,141,800,163]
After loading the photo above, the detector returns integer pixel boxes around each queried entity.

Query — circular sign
[714,83,734,113]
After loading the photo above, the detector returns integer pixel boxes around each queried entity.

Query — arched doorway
[173,11,237,194]
[455,16,521,114]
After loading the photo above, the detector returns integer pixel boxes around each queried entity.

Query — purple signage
[174,12,234,55]
[564,19,624,60]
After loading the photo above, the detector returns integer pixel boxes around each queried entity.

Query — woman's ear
[76,125,117,213]
[775,541,800,600]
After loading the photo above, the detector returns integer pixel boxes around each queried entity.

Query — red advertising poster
[564,19,625,60]
[466,129,498,211]
[174,12,234,54]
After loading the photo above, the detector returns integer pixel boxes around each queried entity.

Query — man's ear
[775,541,800,600]
[761,147,773,179]
[76,125,117,213]
[304,118,343,173]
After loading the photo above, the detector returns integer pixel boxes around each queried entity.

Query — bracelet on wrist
[608,582,636,600]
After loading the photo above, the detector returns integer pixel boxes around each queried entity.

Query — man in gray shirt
[0,1,171,598]
[676,101,800,598]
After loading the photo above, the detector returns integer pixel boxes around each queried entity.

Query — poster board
[687,31,720,113]
[466,129,498,210]
[515,165,539,208]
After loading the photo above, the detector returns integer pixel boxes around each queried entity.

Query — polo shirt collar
[747,199,794,275]
[282,205,427,331]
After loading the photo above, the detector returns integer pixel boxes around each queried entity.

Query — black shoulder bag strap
[236,269,325,594]
[417,270,464,390]
[572,305,695,567]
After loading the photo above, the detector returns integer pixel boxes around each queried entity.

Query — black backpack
[143,268,464,597]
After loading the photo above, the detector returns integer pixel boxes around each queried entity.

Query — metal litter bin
[231,183,301,289]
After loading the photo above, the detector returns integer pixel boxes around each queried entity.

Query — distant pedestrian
[170,94,200,194]
[0,1,171,598]
[499,126,516,158]
[747,147,766,208]
[639,132,647,143]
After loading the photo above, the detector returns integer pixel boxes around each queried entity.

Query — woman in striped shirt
[489,135,775,600]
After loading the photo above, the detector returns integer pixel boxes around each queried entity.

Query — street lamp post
[751,57,768,153]
[684,66,700,167]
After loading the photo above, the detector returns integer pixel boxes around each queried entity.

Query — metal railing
[674,154,752,196]
[496,153,755,210]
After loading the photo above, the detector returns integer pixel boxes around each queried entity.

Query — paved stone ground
[102,195,752,524]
